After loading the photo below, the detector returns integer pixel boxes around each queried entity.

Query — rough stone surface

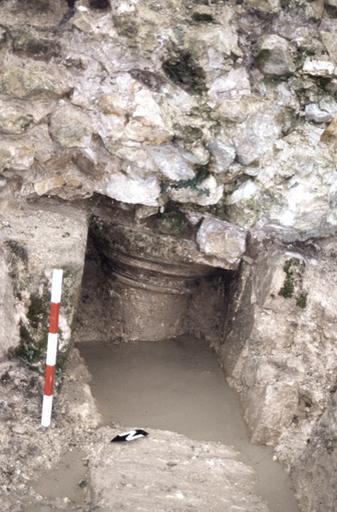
[0,249,18,358]
[0,349,99,511]
[0,0,336,235]
[89,427,269,512]
[305,103,333,123]
[0,200,88,363]
[196,217,247,267]
[257,35,295,77]
[0,1,337,511]
[90,200,244,271]
[211,233,337,510]
[303,58,335,77]
[105,173,161,207]
[292,390,337,512]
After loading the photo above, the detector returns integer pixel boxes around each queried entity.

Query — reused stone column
[108,252,210,341]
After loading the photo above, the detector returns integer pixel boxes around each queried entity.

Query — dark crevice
[89,0,111,9]
[162,48,207,95]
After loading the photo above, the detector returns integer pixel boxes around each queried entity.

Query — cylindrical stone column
[108,253,210,341]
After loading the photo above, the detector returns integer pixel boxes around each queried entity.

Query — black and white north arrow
[111,429,149,443]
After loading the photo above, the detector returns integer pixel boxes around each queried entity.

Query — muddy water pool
[79,336,299,512]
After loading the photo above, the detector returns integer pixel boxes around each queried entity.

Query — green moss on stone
[162,48,207,95]
[15,321,43,367]
[279,276,294,298]
[296,292,308,309]
[27,294,48,329]
[279,258,303,298]
[170,166,210,196]
[5,239,28,264]
[279,259,296,298]
[279,257,308,307]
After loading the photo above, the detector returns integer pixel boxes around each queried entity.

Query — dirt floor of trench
[70,335,299,512]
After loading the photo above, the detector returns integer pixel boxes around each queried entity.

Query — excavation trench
[70,209,299,512]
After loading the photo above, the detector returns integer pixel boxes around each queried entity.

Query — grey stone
[257,35,295,76]
[325,0,337,7]
[196,217,247,268]
[208,139,236,173]
[0,101,33,135]
[209,68,251,101]
[147,144,195,181]
[0,250,19,358]
[217,95,263,124]
[321,30,337,64]
[0,200,88,358]
[89,427,269,512]
[219,238,337,511]
[234,106,284,166]
[293,389,337,512]
[105,173,161,207]
[303,58,335,77]
[0,57,73,98]
[246,0,280,12]
[305,103,333,123]
[50,104,92,149]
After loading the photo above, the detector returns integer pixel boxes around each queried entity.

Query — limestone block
[50,104,92,149]
[321,115,337,142]
[128,88,172,144]
[196,217,247,268]
[303,58,335,77]
[208,138,236,173]
[305,103,333,123]
[293,390,337,512]
[226,125,337,232]
[0,58,73,98]
[147,144,195,181]
[0,101,33,135]
[208,68,251,101]
[227,180,259,209]
[325,0,337,7]
[257,35,295,77]
[321,31,337,64]
[0,250,19,359]
[244,379,299,445]
[187,15,241,64]
[0,0,67,28]
[246,0,280,12]
[0,139,35,172]
[34,176,66,196]
[89,427,269,512]
[234,105,285,166]
[105,173,161,207]
[0,125,54,173]
[217,94,263,123]
[0,201,88,365]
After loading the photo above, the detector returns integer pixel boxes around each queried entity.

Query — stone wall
[216,231,337,511]
[0,0,337,239]
[0,200,88,366]
[1,0,337,510]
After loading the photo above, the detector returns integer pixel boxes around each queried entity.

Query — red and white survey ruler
[41,269,63,427]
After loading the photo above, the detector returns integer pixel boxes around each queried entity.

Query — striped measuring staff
[41,269,63,427]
